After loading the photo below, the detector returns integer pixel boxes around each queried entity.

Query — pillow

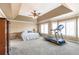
[27,31,32,33]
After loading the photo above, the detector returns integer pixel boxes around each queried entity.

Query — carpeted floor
[9,37,79,55]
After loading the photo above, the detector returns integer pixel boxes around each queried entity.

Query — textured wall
[9,21,37,33]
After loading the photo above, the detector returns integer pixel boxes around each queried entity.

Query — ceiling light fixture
[30,10,40,19]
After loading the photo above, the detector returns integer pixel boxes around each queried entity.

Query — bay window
[40,23,48,34]
[52,22,57,34]
[66,19,76,36]
[59,21,66,35]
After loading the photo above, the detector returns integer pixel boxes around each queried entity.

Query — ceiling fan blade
[33,10,36,12]
[29,10,40,17]
[31,12,34,14]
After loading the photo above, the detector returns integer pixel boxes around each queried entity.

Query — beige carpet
[9,37,79,55]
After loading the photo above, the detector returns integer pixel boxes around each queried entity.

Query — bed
[21,30,40,41]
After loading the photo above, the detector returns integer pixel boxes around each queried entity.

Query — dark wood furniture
[0,18,9,55]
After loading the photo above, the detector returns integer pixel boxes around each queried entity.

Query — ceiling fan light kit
[31,10,40,19]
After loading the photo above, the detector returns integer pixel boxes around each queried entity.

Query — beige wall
[9,21,37,33]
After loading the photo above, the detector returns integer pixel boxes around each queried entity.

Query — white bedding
[21,31,40,41]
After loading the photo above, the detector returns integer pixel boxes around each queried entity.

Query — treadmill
[45,24,65,45]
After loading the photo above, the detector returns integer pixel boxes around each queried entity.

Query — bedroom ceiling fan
[29,10,40,19]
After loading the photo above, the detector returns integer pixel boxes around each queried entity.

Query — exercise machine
[45,24,65,45]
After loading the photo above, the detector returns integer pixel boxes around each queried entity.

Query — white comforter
[21,32,40,41]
